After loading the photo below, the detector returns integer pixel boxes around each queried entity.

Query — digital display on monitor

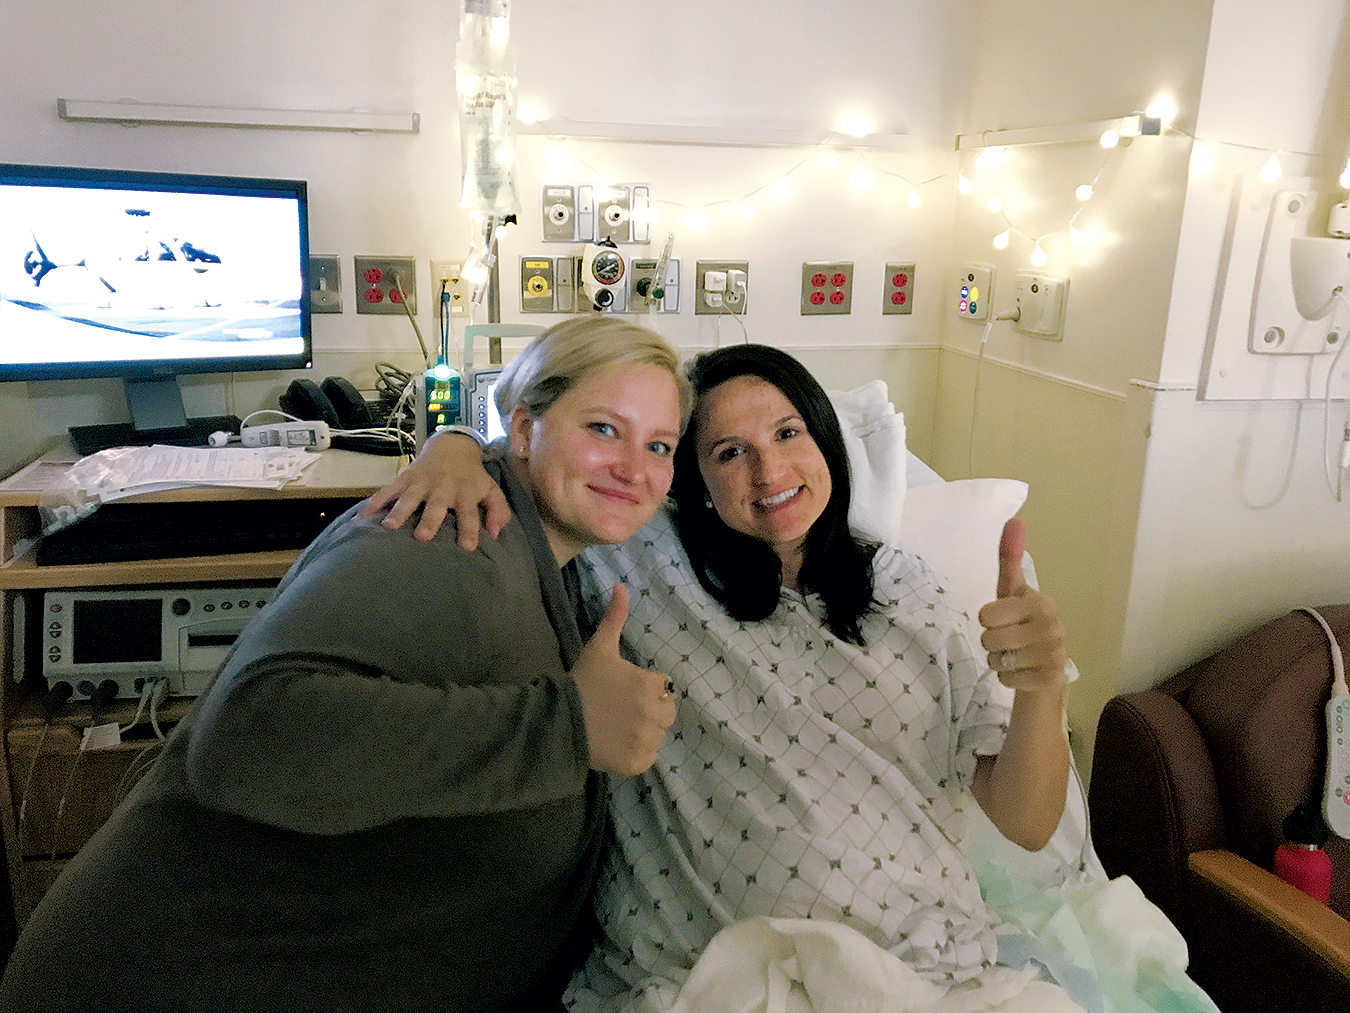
[0,163,311,383]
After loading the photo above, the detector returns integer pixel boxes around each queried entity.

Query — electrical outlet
[431,260,468,316]
[520,257,555,312]
[695,260,749,315]
[354,256,416,315]
[801,262,853,315]
[628,257,680,313]
[955,263,993,321]
[882,261,915,316]
[541,184,576,242]
[309,254,342,314]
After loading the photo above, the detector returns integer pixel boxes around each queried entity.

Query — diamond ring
[996,649,1018,672]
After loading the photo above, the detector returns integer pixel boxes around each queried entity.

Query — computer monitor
[0,162,312,452]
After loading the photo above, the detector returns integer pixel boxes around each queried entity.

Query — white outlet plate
[431,260,468,316]
[1013,272,1068,339]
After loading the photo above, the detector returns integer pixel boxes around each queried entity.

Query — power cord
[968,308,1021,477]
[1321,296,1350,501]
[47,680,119,863]
[15,683,74,851]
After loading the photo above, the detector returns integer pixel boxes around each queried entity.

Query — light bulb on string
[1069,226,1087,248]
[1145,98,1176,127]
[1339,157,1350,190]
[1100,129,1120,149]
[849,168,875,190]
[740,202,756,220]
[1030,243,1048,267]
[819,150,837,169]
[684,211,708,232]
[768,179,793,200]
[993,229,1010,250]
[957,173,972,194]
[1075,184,1094,201]
[987,195,1002,213]
[975,146,1007,170]
[1259,152,1283,183]
[907,189,921,208]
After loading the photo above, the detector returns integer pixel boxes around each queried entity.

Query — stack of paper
[88,445,322,502]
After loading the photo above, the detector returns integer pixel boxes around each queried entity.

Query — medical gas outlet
[540,184,650,244]
[519,254,679,313]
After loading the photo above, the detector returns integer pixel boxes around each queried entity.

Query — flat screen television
[0,162,312,453]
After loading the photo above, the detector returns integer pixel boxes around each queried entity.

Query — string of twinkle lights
[518,98,1350,270]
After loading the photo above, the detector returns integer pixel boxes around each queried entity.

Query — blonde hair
[494,315,693,427]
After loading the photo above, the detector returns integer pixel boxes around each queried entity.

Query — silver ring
[997,649,1018,672]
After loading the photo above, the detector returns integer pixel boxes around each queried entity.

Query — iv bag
[456,0,521,216]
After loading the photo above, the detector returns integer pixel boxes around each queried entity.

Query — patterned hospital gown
[565,506,1014,1010]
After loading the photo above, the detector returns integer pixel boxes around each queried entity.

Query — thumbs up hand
[976,519,1068,693]
[571,583,678,776]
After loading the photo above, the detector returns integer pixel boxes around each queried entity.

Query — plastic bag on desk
[36,447,146,535]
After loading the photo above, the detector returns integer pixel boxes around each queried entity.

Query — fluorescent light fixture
[57,99,420,133]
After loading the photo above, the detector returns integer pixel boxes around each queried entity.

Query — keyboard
[35,496,363,566]
[68,416,243,457]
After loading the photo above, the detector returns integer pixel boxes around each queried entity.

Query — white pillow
[826,382,907,545]
[897,478,1029,621]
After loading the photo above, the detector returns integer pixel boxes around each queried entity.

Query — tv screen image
[0,168,308,375]
[0,164,312,452]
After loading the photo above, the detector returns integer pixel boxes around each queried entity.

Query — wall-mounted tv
[0,163,312,452]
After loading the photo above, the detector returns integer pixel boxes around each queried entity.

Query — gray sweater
[0,457,605,1012]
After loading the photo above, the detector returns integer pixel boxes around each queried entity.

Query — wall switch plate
[309,254,342,313]
[541,184,576,242]
[354,256,416,315]
[555,255,579,312]
[1013,272,1069,339]
[695,260,749,314]
[629,257,680,312]
[576,185,596,244]
[801,261,853,315]
[520,257,555,312]
[630,185,651,244]
[955,263,992,321]
[882,261,915,315]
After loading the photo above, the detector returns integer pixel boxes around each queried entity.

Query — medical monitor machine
[0,163,312,453]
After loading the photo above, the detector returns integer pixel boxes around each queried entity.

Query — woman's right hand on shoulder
[359,431,511,550]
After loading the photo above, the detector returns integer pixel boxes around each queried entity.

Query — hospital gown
[564,506,1014,1009]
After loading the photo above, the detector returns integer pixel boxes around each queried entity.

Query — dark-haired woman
[364,344,1073,1008]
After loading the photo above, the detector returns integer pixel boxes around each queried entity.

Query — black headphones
[279,377,403,455]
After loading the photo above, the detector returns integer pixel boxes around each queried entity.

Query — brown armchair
[1089,604,1350,1013]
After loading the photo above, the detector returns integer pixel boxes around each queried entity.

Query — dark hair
[671,344,879,645]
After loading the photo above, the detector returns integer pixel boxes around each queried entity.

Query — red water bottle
[1274,801,1332,904]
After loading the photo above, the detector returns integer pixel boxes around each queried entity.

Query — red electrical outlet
[883,261,916,316]
[354,256,416,315]
[801,261,853,315]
